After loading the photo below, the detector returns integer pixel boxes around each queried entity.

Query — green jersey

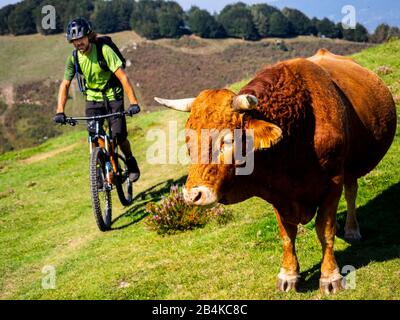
[64,44,123,102]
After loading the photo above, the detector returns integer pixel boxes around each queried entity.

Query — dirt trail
[0,85,14,106]
[0,84,15,124]
[0,84,17,144]
[20,143,79,164]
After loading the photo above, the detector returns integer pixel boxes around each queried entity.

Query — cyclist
[54,17,140,182]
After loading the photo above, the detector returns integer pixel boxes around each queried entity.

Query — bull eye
[187,146,196,161]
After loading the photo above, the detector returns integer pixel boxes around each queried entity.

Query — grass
[0,31,142,86]
[0,34,68,86]
[0,41,399,300]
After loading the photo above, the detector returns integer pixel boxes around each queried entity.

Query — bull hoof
[276,271,300,292]
[319,275,343,295]
[277,278,299,292]
[344,229,362,243]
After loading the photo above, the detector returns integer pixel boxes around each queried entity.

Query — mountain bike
[65,111,133,231]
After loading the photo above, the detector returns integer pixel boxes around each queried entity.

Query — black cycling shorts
[86,99,128,143]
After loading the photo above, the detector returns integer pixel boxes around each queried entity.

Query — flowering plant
[145,185,232,235]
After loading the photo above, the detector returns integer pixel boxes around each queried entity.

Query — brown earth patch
[124,38,371,108]
[20,143,78,164]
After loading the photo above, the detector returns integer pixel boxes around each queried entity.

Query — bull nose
[183,186,217,206]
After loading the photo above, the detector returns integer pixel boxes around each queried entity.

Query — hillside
[0,40,399,300]
[0,31,371,154]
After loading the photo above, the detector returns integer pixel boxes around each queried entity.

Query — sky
[1,0,399,32]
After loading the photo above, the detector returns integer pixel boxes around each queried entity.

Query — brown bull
[154,49,397,294]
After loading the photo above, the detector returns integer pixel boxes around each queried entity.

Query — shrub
[145,185,233,235]
[375,65,394,75]
[273,40,290,51]
[0,100,7,115]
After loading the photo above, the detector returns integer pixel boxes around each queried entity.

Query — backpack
[73,36,126,97]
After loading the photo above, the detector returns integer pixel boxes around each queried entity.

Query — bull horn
[154,97,195,112]
[232,94,258,111]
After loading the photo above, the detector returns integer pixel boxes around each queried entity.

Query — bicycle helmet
[66,17,92,42]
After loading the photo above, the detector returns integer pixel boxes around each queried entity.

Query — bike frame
[66,111,129,185]
[64,111,133,231]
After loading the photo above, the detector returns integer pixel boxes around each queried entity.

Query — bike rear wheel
[90,147,112,231]
[115,153,133,206]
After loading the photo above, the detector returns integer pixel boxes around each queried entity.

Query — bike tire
[115,153,133,207]
[90,147,112,232]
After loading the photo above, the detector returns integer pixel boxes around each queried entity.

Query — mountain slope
[0,32,371,153]
[0,40,399,300]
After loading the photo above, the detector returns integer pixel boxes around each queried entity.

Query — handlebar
[65,111,130,126]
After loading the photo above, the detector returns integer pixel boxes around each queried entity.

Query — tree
[370,23,390,43]
[282,7,311,36]
[218,3,259,40]
[131,0,185,39]
[187,7,226,38]
[372,25,400,42]
[335,22,344,39]
[354,24,369,42]
[92,1,118,34]
[131,0,161,39]
[249,4,279,37]
[0,4,16,35]
[309,17,320,36]
[158,11,184,38]
[91,0,134,34]
[388,26,400,40]
[157,1,185,38]
[64,0,95,30]
[113,0,134,32]
[316,18,340,38]
[342,23,369,42]
[268,11,290,37]
[7,1,38,35]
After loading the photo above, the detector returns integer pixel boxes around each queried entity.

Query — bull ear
[246,119,282,150]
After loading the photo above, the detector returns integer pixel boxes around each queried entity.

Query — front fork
[89,135,114,190]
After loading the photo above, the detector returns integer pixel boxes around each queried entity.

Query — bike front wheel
[115,153,133,207]
[90,147,112,232]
